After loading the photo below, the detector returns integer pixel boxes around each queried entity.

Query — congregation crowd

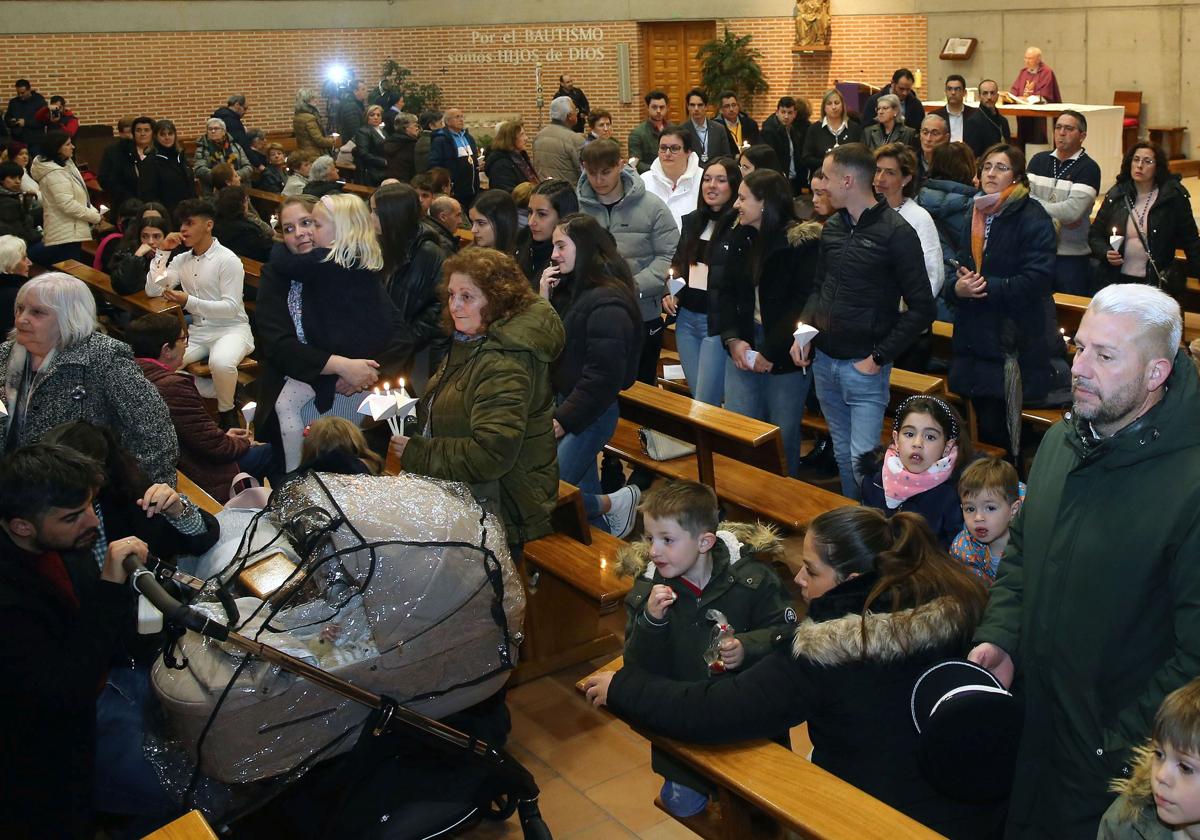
[2,45,1200,840]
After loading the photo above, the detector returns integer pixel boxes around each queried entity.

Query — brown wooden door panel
[640,21,715,124]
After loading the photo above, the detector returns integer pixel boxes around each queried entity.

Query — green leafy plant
[696,28,769,107]
[379,59,442,115]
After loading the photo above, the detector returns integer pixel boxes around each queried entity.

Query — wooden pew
[177,471,222,515]
[55,259,180,317]
[143,809,219,840]
[606,383,853,531]
[576,658,945,840]
[246,188,284,221]
[240,256,262,291]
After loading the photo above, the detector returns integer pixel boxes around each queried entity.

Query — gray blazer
[0,333,179,486]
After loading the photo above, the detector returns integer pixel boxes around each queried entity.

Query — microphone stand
[126,555,552,840]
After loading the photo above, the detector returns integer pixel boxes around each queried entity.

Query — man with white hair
[1010,46,1061,145]
[533,95,584,185]
[970,283,1200,838]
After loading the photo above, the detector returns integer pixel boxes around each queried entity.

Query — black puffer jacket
[950,191,1059,402]
[277,246,413,413]
[607,571,1000,839]
[550,280,642,433]
[1088,175,1200,294]
[0,189,39,244]
[802,201,936,364]
[137,143,194,213]
[718,220,820,373]
[386,225,449,353]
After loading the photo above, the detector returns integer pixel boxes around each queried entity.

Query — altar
[924,101,1124,192]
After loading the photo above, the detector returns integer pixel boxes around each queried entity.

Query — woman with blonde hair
[484,120,539,193]
[299,415,383,475]
[352,104,389,186]
[270,193,413,469]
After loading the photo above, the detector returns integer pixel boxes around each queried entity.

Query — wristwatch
[871,349,886,367]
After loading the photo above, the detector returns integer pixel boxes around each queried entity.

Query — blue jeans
[94,665,179,827]
[238,441,275,479]
[556,401,620,529]
[724,350,811,476]
[674,306,725,406]
[812,350,892,499]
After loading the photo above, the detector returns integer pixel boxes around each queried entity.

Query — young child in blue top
[618,479,793,818]
[949,456,1025,584]
[859,396,974,549]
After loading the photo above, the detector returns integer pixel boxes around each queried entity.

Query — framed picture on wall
[939,37,977,61]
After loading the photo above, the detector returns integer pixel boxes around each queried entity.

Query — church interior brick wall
[0,15,926,148]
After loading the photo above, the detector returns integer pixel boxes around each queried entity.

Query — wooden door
[640,21,716,124]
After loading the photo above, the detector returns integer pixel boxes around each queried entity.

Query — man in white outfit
[146,198,253,429]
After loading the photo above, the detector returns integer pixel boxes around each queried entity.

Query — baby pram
[140,470,550,838]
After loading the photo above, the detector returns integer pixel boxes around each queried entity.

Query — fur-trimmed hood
[1107,742,1158,825]
[616,520,781,580]
[791,573,975,666]
[786,219,823,248]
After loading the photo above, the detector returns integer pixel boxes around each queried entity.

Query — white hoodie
[640,151,702,232]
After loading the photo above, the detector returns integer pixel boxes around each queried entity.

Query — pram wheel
[484,791,519,820]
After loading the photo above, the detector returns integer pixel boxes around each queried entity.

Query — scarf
[880,443,958,509]
[970,183,1028,272]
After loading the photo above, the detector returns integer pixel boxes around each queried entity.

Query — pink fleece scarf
[881,443,958,509]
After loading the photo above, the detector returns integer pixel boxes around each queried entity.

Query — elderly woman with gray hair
[192,117,252,194]
[0,234,30,336]
[863,94,919,153]
[384,112,421,183]
[293,88,337,157]
[0,272,178,484]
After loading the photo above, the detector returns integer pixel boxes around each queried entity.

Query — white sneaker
[603,485,641,539]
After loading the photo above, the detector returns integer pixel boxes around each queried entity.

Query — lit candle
[399,377,406,394]
[1112,227,1118,237]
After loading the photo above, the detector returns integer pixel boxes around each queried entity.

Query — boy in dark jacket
[619,480,793,818]
[127,312,272,501]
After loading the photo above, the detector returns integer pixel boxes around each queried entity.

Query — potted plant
[696,27,769,108]
[378,59,442,115]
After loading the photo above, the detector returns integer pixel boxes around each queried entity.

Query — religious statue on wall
[795,0,830,48]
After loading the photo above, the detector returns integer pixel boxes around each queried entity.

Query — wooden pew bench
[177,471,222,515]
[56,259,180,318]
[576,658,945,840]
[605,383,852,531]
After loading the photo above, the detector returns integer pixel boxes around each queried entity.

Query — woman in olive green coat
[390,248,565,549]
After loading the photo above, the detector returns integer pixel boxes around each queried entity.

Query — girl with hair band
[585,504,998,839]
[270,193,413,470]
[859,395,976,548]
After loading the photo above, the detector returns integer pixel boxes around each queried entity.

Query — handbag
[638,427,696,461]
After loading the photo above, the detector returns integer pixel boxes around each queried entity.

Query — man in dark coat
[861,69,924,129]
[964,79,1012,159]
[555,74,590,133]
[427,108,480,208]
[717,90,761,149]
[761,96,809,192]
[797,143,934,499]
[0,444,146,839]
[212,95,250,150]
[682,87,734,164]
[5,79,46,148]
[337,80,369,138]
[971,284,1200,839]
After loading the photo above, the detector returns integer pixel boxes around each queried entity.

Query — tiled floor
[462,653,814,839]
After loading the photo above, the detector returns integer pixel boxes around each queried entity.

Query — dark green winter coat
[619,521,796,791]
[973,347,1200,839]
[401,296,564,547]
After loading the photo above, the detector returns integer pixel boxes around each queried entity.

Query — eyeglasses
[1131,156,1157,166]
[981,162,1012,173]
[659,144,684,154]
